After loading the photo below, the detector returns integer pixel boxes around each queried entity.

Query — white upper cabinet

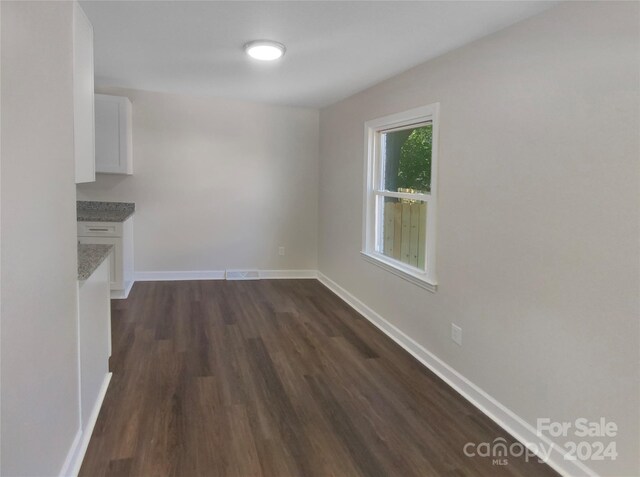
[73,2,95,183]
[95,94,133,175]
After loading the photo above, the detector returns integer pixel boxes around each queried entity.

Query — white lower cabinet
[77,258,111,427]
[78,217,134,298]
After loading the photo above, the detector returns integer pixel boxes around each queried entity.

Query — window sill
[360,252,437,293]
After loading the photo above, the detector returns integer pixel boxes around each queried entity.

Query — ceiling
[81,1,558,108]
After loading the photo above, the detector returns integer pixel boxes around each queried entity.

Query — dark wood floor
[80,279,558,477]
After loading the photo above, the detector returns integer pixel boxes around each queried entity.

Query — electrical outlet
[278,246,285,256]
[451,323,462,346]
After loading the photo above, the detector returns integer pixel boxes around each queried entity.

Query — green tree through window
[398,125,432,192]
[383,124,432,193]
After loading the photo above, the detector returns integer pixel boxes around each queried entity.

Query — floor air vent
[225,269,260,280]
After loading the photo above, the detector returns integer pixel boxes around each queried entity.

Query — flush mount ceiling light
[244,40,286,61]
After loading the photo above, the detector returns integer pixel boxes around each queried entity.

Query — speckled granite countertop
[77,201,135,222]
[78,244,113,280]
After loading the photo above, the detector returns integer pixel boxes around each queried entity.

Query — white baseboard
[60,372,112,477]
[134,269,317,282]
[316,272,597,477]
[259,269,318,279]
[110,280,134,300]
[59,428,82,477]
[135,270,226,281]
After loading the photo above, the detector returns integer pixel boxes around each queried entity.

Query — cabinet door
[78,236,123,290]
[95,94,133,174]
[73,2,95,183]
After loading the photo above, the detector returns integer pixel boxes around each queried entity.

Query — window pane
[378,196,427,270]
[382,124,432,194]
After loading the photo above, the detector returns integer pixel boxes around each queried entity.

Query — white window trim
[362,103,439,292]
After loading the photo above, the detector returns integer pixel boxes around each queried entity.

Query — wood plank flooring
[80,279,558,477]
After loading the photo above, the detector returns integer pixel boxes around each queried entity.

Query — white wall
[1,2,81,475]
[77,88,319,275]
[318,2,639,476]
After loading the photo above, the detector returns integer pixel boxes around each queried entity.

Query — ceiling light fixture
[244,40,286,61]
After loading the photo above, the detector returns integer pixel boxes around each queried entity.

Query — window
[362,104,439,292]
